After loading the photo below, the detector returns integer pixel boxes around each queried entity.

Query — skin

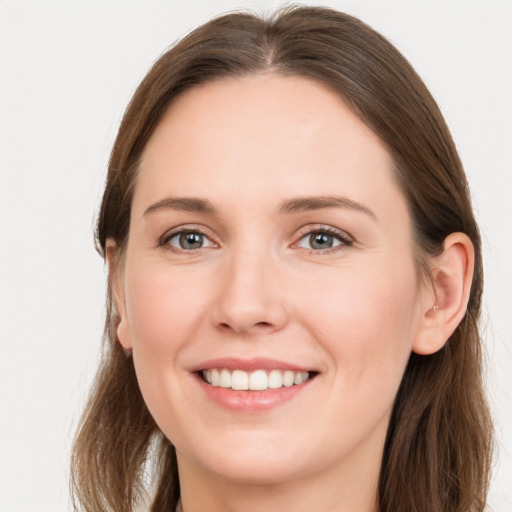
[109,74,474,512]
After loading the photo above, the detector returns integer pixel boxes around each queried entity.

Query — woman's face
[115,75,429,487]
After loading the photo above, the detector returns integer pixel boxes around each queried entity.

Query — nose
[211,246,289,336]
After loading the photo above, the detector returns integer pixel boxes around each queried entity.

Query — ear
[412,232,474,355]
[105,238,133,352]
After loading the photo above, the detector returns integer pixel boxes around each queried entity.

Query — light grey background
[0,1,510,510]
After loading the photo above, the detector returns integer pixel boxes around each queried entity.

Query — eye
[296,228,352,251]
[164,230,216,251]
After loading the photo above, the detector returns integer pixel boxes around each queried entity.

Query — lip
[190,357,317,412]
[196,375,314,412]
[190,357,313,373]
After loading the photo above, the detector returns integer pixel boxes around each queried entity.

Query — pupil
[180,232,203,249]
[310,232,333,249]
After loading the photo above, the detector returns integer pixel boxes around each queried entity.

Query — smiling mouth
[200,369,317,391]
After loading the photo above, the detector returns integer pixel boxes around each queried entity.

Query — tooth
[231,370,249,390]
[249,370,268,390]
[268,369,283,389]
[283,370,295,387]
[211,369,220,386]
[219,369,231,388]
[206,368,312,389]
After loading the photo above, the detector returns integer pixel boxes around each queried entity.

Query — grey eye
[297,231,345,250]
[167,231,214,250]
[310,232,335,249]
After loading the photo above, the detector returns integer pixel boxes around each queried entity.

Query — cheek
[299,259,419,384]
[125,265,209,355]
[123,264,213,433]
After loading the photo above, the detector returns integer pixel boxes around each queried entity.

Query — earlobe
[412,233,474,355]
[106,238,133,351]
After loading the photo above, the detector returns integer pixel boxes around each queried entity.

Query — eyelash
[158,225,353,255]
[158,227,217,252]
[294,226,353,254]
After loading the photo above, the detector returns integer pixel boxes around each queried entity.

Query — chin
[178,432,311,485]
[205,454,306,486]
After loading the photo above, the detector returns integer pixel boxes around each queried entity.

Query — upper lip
[190,357,314,373]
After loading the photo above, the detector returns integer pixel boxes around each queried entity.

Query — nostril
[218,321,273,331]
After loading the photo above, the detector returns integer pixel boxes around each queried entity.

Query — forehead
[135,74,405,222]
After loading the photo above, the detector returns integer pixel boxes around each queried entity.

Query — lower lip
[196,375,314,412]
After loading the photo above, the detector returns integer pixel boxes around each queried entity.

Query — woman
[71,6,493,511]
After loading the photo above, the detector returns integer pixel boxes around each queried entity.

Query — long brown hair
[71,6,493,511]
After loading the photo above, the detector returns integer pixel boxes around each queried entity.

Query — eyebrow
[144,197,215,216]
[143,194,376,220]
[279,195,376,220]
